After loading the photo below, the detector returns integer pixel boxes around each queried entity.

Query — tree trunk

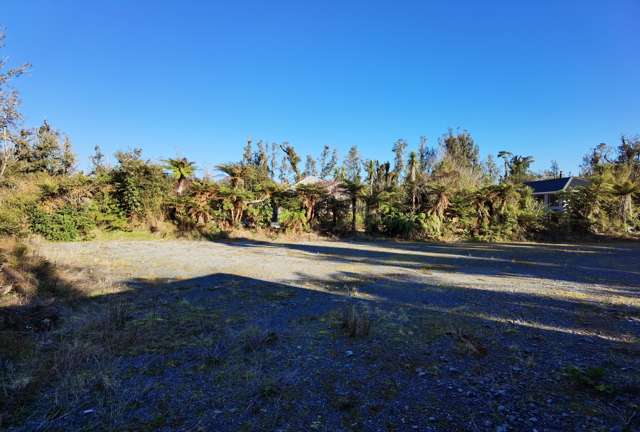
[271,197,279,223]
[351,197,357,233]
[332,201,338,231]
[176,178,186,196]
[0,127,9,179]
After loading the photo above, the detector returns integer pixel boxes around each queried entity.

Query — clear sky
[3,0,639,175]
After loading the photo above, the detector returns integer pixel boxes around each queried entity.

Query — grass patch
[261,289,297,302]
[450,327,488,357]
[419,263,458,274]
[564,365,615,395]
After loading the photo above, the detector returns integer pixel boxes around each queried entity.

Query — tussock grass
[0,241,127,427]
[240,326,279,352]
[340,304,371,338]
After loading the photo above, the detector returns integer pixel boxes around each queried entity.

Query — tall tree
[580,143,612,175]
[546,160,561,178]
[344,145,361,181]
[60,136,76,175]
[418,136,436,174]
[304,154,318,177]
[321,149,338,179]
[270,142,278,178]
[31,120,63,174]
[483,154,500,185]
[278,155,290,184]
[164,157,196,195]
[242,138,253,165]
[0,31,31,178]
[392,139,407,185]
[508,155,534,183]
[497,151,512,181]
[280,142,302,182]
[254,140,269,176]
[617,135,640,166]
[319,145,330,178]
[441,129,480,169]
[90,144,106,174]
[406,151,420,213]
[344,178,364,233]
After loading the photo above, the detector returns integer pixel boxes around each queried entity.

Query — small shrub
[380,208,420,239]
[279,208,308,233]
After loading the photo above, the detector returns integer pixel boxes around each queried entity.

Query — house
[524,176,589,211]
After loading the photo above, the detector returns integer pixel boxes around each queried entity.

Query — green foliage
[379,206,422,239]
[111,149,169,222]
[0,62,636,246]
[90,193,129,232]
[561,155,640,236]
[279,208,308,233]
[27,204,95,241]
[0,206,25,237]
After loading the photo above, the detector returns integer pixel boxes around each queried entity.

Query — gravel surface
[15,238,640,431]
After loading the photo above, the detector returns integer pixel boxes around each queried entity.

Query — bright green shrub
[27,204,96,241]
[379,207,421,239]
[111,150,170,221]
[280,208,308,232]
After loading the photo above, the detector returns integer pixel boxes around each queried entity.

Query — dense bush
[111,150,170,223]
[0,118,637,242]
[27,204,95,241]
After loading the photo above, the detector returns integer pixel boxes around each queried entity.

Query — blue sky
[3,0,639,175]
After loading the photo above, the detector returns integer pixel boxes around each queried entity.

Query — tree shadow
[3,269,640,431]
[217,237,640,289]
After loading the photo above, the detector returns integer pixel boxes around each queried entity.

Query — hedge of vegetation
[0,128,638,243]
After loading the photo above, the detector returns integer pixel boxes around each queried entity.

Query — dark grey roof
[524,177,588,194]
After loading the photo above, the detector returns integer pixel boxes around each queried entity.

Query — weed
[340,304,371,338]
[450,327,488,357]
[200,336,228,369]
[105,302,130,331]
[564,365,615,394]
[240,326,278,352]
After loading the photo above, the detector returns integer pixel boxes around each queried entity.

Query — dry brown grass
[0,240,127,427]
[1,239,122,307]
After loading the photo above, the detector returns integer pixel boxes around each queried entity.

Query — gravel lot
[16,238,640,431]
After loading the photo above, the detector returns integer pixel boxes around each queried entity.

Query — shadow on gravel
[4,270,640,431]
[220,237,640,289]
[287,270,640,343]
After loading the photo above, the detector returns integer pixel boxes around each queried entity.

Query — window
[548,194,561,208]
